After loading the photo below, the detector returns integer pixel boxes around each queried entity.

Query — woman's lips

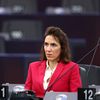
[46,54,52,57]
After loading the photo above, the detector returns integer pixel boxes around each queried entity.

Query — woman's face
[44,35,61,62]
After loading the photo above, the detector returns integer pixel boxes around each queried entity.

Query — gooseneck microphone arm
[45,64,76,94]
[90,37,100,65]
[86,37,100,85]
[76,40,100,64]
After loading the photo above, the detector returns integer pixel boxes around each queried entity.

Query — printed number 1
[0,86,8,99]
[1,87,5,97]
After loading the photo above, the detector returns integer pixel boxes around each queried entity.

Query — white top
[43,61,57,90]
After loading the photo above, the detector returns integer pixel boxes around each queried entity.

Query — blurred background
[0,0,100,85]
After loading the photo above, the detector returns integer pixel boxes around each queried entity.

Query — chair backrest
[79,66,88,88]
[1,0,43,40]
[79,64,100,86]
[0,37,5,53]
[62,0,99,13]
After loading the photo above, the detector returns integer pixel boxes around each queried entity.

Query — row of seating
[79,64,100,88]
[0,53,39,84]
[0,53,100,87]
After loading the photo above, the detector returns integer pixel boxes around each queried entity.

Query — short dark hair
[40,26,71,63]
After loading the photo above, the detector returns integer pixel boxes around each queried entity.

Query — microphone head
[56,94,68,100]
[13,85,25,93]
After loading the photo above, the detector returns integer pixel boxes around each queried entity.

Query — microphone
[86,37,100,86]
[10,85,37,100]
[13,85,25,93]
[87,37,100,74]
[44,37,100,94]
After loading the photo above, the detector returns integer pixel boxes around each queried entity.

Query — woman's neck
[48,60,58,70]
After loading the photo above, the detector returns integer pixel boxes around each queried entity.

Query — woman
[25,26,82,99]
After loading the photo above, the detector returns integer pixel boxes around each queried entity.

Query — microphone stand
[86,37,100,85]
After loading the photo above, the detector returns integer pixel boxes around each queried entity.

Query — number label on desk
[0,86,9,99]
[78,88,96,100]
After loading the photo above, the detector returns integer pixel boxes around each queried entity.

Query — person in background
[25,26,82,99]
